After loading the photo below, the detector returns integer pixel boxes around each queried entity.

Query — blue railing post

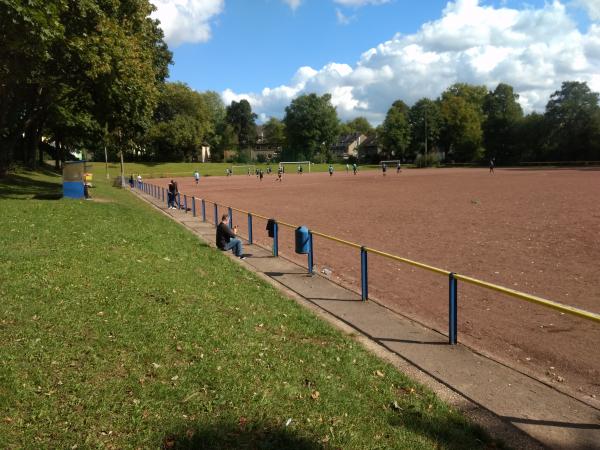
[228,207,232,228]
[201,199,206,222]
[273,221,279,256]
[308,231,314,275]
[162,187,165,203]
[184,195,188,213]
[247,214,253,244]
[192,197,196,217]
[176,192,180,210]
[213,203,218,225]
[361,247,368,301]
[449,273,458,345]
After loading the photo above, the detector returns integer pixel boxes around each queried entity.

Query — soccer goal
[231,164,256,175]
[279,161,312,173]
[380,160,401,167]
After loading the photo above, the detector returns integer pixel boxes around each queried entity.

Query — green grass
[94,162,380,179]
[0,171,503,449]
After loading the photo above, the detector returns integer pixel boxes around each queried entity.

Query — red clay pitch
[152,167,600,403]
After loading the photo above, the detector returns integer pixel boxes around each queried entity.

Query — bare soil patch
[152,168,600,403]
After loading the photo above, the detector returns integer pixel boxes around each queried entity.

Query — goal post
[279,161,311,173]
[231,164,256,175]
[380,160,401,166]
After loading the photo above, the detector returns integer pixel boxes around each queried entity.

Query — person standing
[396,161,401,174]
[328,164,334,176]
[194,170,200,184]
[382,163,387,176]
[352,163,358,175]
[167,179,175,209]
[216,214,245,259]
[489,158,495,174]
[259,169,264,181]
[277,166,283,182]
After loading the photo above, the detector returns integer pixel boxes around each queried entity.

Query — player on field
[382,163,387,176]
[328,164,334,176]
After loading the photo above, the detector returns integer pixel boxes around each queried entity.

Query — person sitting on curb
[216,214,246,259]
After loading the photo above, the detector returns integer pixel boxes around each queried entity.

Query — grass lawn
[0,170,502,449]
[93,162,381,179]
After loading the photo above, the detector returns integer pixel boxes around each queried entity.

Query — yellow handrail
[364,247,451,276]
[183,195,599,325]
[453,274,600,323]
[311,231,363,249]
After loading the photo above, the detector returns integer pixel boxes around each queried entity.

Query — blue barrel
[295,226,310,254]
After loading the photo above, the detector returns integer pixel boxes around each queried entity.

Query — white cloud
[336,8,355,25]
[575,0,600,21]
[282,0,303,10]
[150,0,224,47]
[223,0,600,123]
[334,0,390,6]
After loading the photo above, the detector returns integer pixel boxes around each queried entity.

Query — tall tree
[483,83,523,164]
[343,117,373,136]
[225,100,257,149]
[147,82,211,161]
[0,0,171,174]
[262,117,286,145]
[439,83,487,162]
[283,93,340,161]
[409,98,442,156]
[380,100,411,160]
[544,81,600,160]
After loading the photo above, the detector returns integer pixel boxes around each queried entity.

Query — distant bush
[415,152,442,168]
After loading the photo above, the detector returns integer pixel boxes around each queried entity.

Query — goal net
[380,160,401,166]
[231,165,256,175]
[279,161,312,173]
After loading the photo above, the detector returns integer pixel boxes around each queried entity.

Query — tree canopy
[283,93,340,161]
[225,100,257,150]
[0,0,171,174]
[380,100,411,160]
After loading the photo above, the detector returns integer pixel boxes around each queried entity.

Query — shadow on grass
[161,420,323,450]
[0,171,62,200]
[389,407,504,450]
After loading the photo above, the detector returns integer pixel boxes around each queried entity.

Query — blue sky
[152,0,600,123]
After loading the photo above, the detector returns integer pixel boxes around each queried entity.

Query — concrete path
[135,188,600,450]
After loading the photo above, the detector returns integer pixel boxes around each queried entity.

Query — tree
[344,117,373,136]
[483,83,523,164]
[544,81,600,160]
[262,117,286,145]
[515,112,550,162]
[198,91,225,144]
[283,93,339,161]
[439,84,487,162]
[380,100,411,160]
[409,98,442,157]
[0,0,171,174]
[225,100,257,149]
[147,82,211,162]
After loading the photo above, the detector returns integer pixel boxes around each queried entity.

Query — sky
[150,0,600,124]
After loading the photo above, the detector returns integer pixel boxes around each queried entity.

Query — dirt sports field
[151,167,600,404]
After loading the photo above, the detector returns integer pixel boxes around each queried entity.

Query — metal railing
[136,181,600,345]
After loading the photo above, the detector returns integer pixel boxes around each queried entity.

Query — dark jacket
[216,222,236,249]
